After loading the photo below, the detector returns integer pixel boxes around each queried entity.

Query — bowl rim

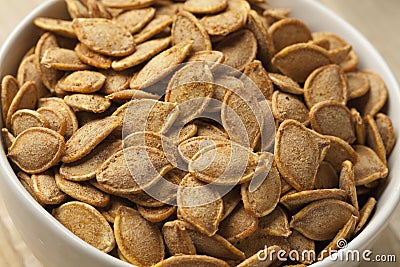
[0,0,399,266]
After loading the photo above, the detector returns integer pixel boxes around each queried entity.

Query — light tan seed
[1,128,15,150]
[365,115,387,164]
[114,7,155,34]
[34,17,76,38]
[178,136,228,163]
[178,174,223,236]
[280,189,347,213]
[112,37,171,71]
[309,101,355,143]
[34,33,63,91]
[65,0,90,19]
[8,127,65,174]
[314,161,339,189]
[130,41,193,90]
[106,89,159,102]
[353,145,388,186]
[243,60,274,101]
[165,123,198,144]
[354,197,376,235]
[196,121,229,139]
[172,11,211,53]
[56,70,106,93]
[74,43,112,69]
[200,0,249,36]
[287,230,315,264]
[31,169,68,205]
[38,97,78,139]
[351,108,366,145]
[17,54,49,99]
[272,91,309,125]
[275,119,330,191]
[258,206,291,237]
[60,140,122,181]
[72,18,135,57]
[102,0,156,9]
[272,43,332,83]
[114,206,164,266]
[96,146,173,194]
[101,196,132,223]
[17,171,44,205]
[122,190,165,208]
[162,220,196,256]
[339,160,359,210]
[41,48,89,71]
[375,113,396,155]
[154,255,229,267]
[64,94,111,113]
[207,75,243,113]
[98,69,132,94]
[324,135,357,172]
[221,186,241,220]
[137,205,176,223]
[304,64,347,108]
[53,201,115,253]
[236,245,281,267]
[134,15,173,44]
[346,71,370,99]
[215,29,257,71]
[330,44,352,65]
[55,173,110,207]
[186,50,225,66]
[1,75,19,122]
[263,8,291,25]
[184,0,227,14]
[241,164,281,217]
[86,0,112,19]
[268,73,303,95]
[290,199,356,241]
[62,116,120,163]
[268,18,312,52]
[219,203,258,243]
[6,81,38,129]
[11,109,48,136]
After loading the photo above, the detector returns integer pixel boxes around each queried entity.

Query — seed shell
[11,109,48,136]
[154,255,229,267]
[64,94,111,113]
[74,43,112,69]
[31,169,68,205]
[375,113,396,155]
[113,7,155,34]
[258,206,291,237]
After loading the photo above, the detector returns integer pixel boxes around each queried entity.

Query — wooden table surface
[0,0,399,266]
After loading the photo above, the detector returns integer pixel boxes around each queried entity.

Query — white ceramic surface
[0,0,399,267]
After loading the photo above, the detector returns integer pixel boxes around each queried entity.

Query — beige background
[0,0,399,266]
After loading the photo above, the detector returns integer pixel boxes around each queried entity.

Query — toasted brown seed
[354,197,376,235]
[330,44,352,65]
[287,230,315,264]
[65,0,90,18]
[375,113,396,155]
[304,64,347,108]
[241,164,281,217]
[314,161,339,189]
[56,70,106,93]
[34,17,76,38]
[272,91,309,125]
[280,189,347,212]
[178,174,223,236]
[243,60,274,101]
[208,75,244,113]
[324,135,357,172]
[114,7,155,34]
[112,37,171,71]
[38,97,78,139]
[96,146,173,194]
[134,15,173,44]
[353,145,388,186]
[268,18,312,52]
[8,127,65,174]
[17,54,49,99]
[268,73,303,95]
[60,140,121,182]
[137,205,176,223]
[42,48,89,72]
[101,196,132,223]
[319,215,358,259]
[221,186,241,220]
[365,115,387,164]
[31,169,68,205]
[98,69,132,94]
[86,0,112,19]
[74,43,112,69]
[272,43,331,83]
[64,94,111,113]
[200,0,249,36]
[346,71,370,99]
[1,75,19,122]
[106,89,159,102]
[263,8,291,25]
[72,18,135,57]
[34,33,63,91]
[275,119,330,191]
[236,245,281,267]
[6,81,38,129]
[17,171,44,205]
[351,108,366,145]
[10,109,48,136]
[184,0,227,14]
[162,220,196,255]
[186,50,225,66]
[155,255,229,267]
[215,29,257,71]
[258,206,291,237]
[1,128,15,150]
[219,203,258,243]
[130,41,193,90]
[102,0,156,9]
[53,201,115,253]
[114,206,164,266]
[196,121,229,139]
[122,190,165,208]
[179,136,228,163]
[290,199,356,241]
[309,101,355,143]
[55,173,110,207]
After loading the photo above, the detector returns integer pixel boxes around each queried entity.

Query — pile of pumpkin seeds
[1,0,396,266]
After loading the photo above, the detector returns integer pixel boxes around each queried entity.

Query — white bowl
[0,0,399,266]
